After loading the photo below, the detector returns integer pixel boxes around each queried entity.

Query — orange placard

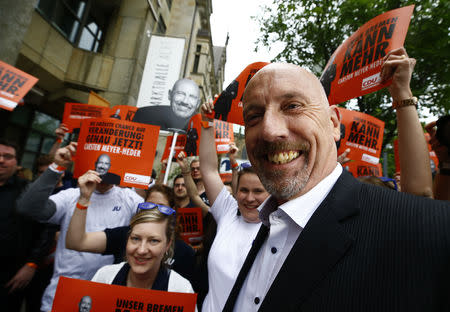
[209,62,269,125]
[162,114,235,158]
[88,90,110,108]
[177,207,203,248]
[52,276,197,312]
[74,118,160,189]
[162,135,187,161]
[214,119,235,154]
[62,103,109,133]
[337,107,385,177]
[343,162,383,177]
[321,5,414,105]
[110,105,138,121]
[393,134,439,174]
[0,60,38,111]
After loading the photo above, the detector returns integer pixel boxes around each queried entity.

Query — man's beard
[257,157,309,200]
[252,141,310,201]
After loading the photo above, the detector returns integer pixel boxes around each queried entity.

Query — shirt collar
[259,164,342,228]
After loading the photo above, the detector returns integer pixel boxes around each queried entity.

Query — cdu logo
[112,206,121,212]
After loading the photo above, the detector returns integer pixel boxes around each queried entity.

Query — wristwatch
[393,96,418,109]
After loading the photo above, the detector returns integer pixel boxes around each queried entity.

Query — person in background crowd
[222,48,450,311]
[426,118,450,200]
[189,158,210,206]
[17,142,143,311]
[173,174,195,208]
[0,139,54,312]
[199,100,270,311]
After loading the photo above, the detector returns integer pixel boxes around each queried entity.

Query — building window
[36,0,108,52]
[156,15,166,34]
[193,44,201,73]
[1,106,59,171]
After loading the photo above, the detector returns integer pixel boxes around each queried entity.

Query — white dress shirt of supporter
[17,142,143,312]
[133,78,201,131]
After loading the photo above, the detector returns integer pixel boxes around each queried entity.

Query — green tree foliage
[255,0,450,117]
[255,0,449,176]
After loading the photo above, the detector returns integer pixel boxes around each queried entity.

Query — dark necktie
[222,224,270,312]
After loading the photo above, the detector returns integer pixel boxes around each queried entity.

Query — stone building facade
[0,0,227,169]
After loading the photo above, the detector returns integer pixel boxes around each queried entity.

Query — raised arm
[48,123,68,159]
[426,120,450,200]
[199,99,225,205]
[381,47,433,197]
[65,170,107,252]
[17,142,76,221]
[176,151,210,216]
[228,142,239,195]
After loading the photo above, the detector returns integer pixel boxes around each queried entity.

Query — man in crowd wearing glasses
[17,143,143,312]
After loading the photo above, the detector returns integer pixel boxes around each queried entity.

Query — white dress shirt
[233,164,342,311]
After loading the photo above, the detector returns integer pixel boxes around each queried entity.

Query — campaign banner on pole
[208,62,270,125]
[0,60,38,111]
[320,5,414,105]
[337,107,384,177]
[62,103,109,133]
[74,118,160,189]
[51,276,197,312]
[393,133,439,175]
[177,207,203,249]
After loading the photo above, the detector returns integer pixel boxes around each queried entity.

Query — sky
[210,0,283,87]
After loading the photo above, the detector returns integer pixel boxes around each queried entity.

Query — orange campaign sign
[177,207,203,249]
[62,103,109,133]
[74,117,160,189]
[162,114,236,158]
[337,107,385,177]
[162,134,187,161]
[52,276,197,312]
[214,118,235,154]
[321,5,414,105]
[110,105,138,121]
[394,133,439,174]
[0,60,38,111]
[208,62,269,125]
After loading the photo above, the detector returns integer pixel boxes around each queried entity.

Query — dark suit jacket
[233,171,450,311]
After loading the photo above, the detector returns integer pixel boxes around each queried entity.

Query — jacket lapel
[260,171,360,310]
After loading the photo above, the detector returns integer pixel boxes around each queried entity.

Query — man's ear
[329,105,341,142]
[168,89,172,101]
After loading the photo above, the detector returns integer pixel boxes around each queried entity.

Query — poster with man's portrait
[133,78,201,131]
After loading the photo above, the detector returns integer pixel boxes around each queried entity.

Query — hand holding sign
[55,123,69,141]
[381,47,416,102]
[78,170,102,205]
[201,98,215,121]
[55,142,77,168]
